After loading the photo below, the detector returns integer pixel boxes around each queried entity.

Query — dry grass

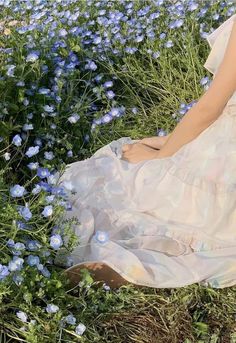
[78,283,236,343]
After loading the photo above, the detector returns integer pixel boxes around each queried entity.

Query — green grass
[39,280,236,343]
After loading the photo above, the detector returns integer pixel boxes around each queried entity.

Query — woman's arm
[139,133,172,150]
[156,21,236,159]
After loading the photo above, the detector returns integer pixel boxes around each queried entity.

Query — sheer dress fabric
[57,14,236,288]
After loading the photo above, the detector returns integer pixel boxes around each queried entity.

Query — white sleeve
[204,14,236,75]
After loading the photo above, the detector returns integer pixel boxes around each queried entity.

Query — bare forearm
[157,20,236,159]
[157,103,217,158]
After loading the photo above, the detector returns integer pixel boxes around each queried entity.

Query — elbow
[193,101,223,124]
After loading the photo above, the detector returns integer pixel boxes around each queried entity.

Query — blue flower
[131,107,138,115]
[3,152,11,160]
[200,76,210,86]
[46,304,59,313]
[157,129,166,137]
[10,184,26,197]
[94,230,109,244]
[54,67,63,77]
[44,151,54,160]
[135,34,144,43]
[16,81,25,87]
[43,105,55,113]
[45,195,55,204]
[23,98,29,106]
[68,113,80,123]
[51,186,66,196]
[103,80,113,89]
[58,200,72,210]
[25,239,42,251]
[12,134,22,147]
[41,266,51,278]
[0,264,10,280]
[94,74,103,82]
[34,138,42,147]
[32,184,41,195]
[42,205,53,217]
[17,205,32,221]
[12,242,26,255]
[16,311,28,323]
[58,28,68,37]
[110,107,121,117]
[26,255,40,266]
[50,234,63,250]
[68,61,78,70]
[38,181,52,192]
[41,250,51,257]
[164,40,174,48]
[64,314,76,325]
[3,48,13,54]
[14,243,25,250]
[13,273,24,286]
[16,221,29,230]
[68,51,78,60]
[85,60,97,71]
[37,167,51,179]
[23,123,34,131]
[6,239,15,248]
[103,283,111,291]
[75,323,86,336]
[47,173,58,185]
[8,257,24,272]
[124,47,138,54]
[93,36,102,44]
[106,90,115,99]
[17,27,28,34]
[27,162,39,170]
[84,134,90,142]
[54,96,61,104]
[6,64,16,77]
[25,146,40,157]
[38,88,51,95]
[101,114,112,123]
[67,150,73,157]
[26,51,40,62]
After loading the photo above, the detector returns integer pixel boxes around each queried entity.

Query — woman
[58,14,236,289]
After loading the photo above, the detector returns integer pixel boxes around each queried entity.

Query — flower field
[1,0,236,342]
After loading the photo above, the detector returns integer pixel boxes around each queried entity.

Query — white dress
[58,14,236,289]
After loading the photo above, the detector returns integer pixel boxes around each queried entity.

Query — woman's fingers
[122,143,136,152]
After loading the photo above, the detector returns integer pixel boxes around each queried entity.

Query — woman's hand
[121,142,160,164]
